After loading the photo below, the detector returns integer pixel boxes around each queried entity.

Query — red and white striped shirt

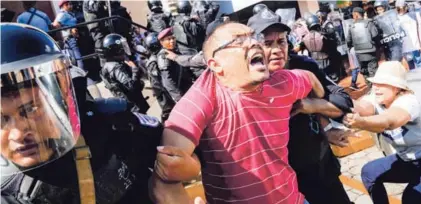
[165,69,312,204]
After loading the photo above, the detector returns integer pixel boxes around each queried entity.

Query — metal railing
[48,15,151,61]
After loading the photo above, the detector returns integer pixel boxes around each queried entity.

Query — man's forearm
[174,55,195,67]
[312,98,343,118]
[356,115,389,133]
[150,174,191,204]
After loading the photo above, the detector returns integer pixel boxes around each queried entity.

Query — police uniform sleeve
[157,54,183,102]
[292,56,353,119]
[113,63,143,93]
[107,111,163,168]
[174,52,206,68]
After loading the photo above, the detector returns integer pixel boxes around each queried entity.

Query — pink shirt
[166,69,312,204]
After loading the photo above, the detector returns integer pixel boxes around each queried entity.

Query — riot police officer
[191,0,220,30]
[347,7,379,78]
[99,33,150,114]
[157,28,193,103]
[145,33,175,122]
[110,0,133,46]
[296,14,343,81]
[172,0,206,55]
[82,0,109,50]
[252,3,268,15]
[147,0,171,33]
[0,23,162,204]
[364,0,377,19]
[373,0,404,61]
[317,11,337,39]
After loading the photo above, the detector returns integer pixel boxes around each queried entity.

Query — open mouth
[249,53,267,72]
[250,54,264,66]
[15,143,39,157]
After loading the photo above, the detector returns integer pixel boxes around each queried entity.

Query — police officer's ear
[207,58,223,75]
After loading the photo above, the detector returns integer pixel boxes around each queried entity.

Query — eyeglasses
[212,33,265,57]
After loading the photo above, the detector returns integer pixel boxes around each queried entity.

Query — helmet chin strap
[73,134,95,204]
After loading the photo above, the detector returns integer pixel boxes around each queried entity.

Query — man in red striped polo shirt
[151,22,325,204]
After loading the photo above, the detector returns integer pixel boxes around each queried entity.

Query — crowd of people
[1,0,421,204]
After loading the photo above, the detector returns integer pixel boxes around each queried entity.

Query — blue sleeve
[44,13,52,24]
[55,12,65,24]
[16,14,25,23]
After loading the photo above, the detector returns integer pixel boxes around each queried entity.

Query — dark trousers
[357,53,378,78]
[404,50,421,70]
[361,154,421,204]
[295,154,352,204]
[351,68,360,85]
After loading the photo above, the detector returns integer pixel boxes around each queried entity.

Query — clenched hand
[155,146,201,182]
[165,50,178,61]
[343,112,364,129]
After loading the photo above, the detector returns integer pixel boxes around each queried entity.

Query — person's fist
[326,129,355,147]
[343,112,363,129]
[155,146,201,182]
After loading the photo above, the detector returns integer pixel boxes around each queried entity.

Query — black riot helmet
[305,14,321,30]
[177,0,192,15]
[144,32,161,54]
[253,4,268,15]
[101,33,132,60]
[148,0,163,12]
[1,23,80,176]
[374,0,389,10]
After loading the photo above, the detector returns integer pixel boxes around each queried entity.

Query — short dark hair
[202,21,238,61]
[22,1,36,10]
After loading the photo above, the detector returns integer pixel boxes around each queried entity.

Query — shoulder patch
[133,112,160,127]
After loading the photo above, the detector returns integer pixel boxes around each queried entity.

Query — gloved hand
[125,60,141,80]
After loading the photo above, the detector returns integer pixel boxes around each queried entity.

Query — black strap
[26,9,36,25]
[26,8,51,28]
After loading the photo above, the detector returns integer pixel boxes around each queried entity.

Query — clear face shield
[118,37,132,57]
[1,56,80,176]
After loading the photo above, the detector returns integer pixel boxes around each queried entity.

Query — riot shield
[342,18,353,41]
[374,9,405,45]
[275,8,296,29]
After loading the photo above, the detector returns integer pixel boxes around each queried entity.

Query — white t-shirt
[362,93,421,161]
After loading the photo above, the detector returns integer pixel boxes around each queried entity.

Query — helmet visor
[120,37,132,56]
[1,57,80,175]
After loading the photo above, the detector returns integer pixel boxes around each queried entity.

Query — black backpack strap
[26,8,51,29]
